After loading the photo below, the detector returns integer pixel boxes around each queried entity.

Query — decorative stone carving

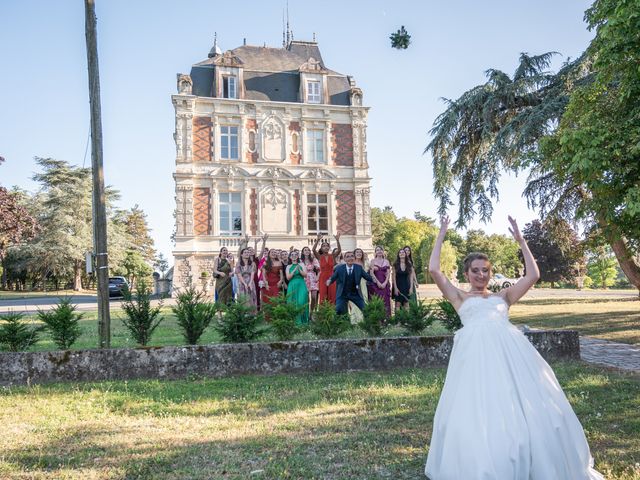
[299,57,325,73]
[213,51,244,67]
[177,74,193,94]
[260,115,285,162]
[212,165,250,178]
[260,185,290,234]
[298,168,336,180]
[260,166,294,179]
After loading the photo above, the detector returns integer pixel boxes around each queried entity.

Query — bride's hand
[508,216,523,243]
[439,216,450,235]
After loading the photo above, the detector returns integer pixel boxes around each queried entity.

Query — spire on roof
[208,32,222,58]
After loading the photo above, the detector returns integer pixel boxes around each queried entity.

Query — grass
[0,289,92,300]
[2,293,638,351]
[510,297,640,345]
[0,363,637,479]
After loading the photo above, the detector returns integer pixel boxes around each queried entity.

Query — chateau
[171,38,372,290]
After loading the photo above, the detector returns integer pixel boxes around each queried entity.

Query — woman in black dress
[393,248,414,310]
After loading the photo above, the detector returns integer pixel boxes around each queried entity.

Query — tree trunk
[609,237,640,296]
[73,259,83,291]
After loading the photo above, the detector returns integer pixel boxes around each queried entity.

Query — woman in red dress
[260,248,284,315]
[313,233,341,305]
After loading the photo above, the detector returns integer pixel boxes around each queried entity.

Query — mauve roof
[190,41,352,105]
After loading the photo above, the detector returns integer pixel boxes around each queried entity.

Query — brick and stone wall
[0,331,579,386]
[336,190,356,235]
[192,117,212,162]
[331,123,353,166]
[193,188,211,235]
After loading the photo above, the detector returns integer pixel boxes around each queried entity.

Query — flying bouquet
[390,26,411,49]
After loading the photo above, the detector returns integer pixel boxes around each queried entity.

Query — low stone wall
[0,330,579,386]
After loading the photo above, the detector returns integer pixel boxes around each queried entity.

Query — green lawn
[4,294,639,351]
[510,297,640,345]
[0,363,638,479]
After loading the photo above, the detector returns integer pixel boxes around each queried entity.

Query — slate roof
[190,41,352,106]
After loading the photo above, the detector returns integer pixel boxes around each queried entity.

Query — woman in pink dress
[301,246,321,313]
[235,247,257,310]
[368,245,392,318]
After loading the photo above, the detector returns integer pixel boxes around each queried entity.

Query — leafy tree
[0,186,39,289]
[522,219,583,286]
[425,2,640,293]
[463,230,521,277]
[371,206,398,247]
[587,245,618,288]
[153,253,170,279]
[537,0,640,291]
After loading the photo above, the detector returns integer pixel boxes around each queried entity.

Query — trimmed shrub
[121,280,164,346]
[215,297,265,343]
[393,300,434,335]
[172,287,217,345]
[262,293,304,341]
[359,295,386,336]
[37,298,83,350]
[311,300,351,338]
[0,311,43,351]
[432,298,462,332]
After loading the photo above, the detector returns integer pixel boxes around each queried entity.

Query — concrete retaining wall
[0,330,579,386]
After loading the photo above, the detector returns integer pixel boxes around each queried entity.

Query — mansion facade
[171,39,372,290]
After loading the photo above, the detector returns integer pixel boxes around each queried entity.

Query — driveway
[0,286,636,314]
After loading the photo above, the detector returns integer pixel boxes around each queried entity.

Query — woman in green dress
[285,250,309,326]
[213,247,234,305]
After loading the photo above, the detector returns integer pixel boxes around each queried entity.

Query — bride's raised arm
[429,216,465,308]
[503,216,540,306]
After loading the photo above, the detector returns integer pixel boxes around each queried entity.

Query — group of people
[211,218,604,479]
[210,233,420,325]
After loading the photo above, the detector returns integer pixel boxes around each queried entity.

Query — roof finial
[282,8,286,47]
[313,32,316,42]
[285,0,291,47]
[208,32,221,58]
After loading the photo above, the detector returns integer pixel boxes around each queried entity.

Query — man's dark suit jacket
[328,263,374,300]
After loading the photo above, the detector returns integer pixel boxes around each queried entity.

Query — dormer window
[223,76,237,99]
[307,80,321,103]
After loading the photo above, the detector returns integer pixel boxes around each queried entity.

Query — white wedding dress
[425,295,604,480]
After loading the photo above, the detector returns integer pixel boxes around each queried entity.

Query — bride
[424,216,603,480]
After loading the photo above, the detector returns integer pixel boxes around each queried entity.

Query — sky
[0,0,595,263]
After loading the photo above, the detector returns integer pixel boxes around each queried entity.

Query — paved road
[1,286,636,314]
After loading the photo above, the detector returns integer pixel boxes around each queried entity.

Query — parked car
[108,276,129,298]
[489,273,519,290]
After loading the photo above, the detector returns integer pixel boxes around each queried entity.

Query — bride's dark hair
[463,252,490,272]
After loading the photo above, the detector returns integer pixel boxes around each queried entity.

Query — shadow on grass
[520,297,639,306]
[1,365,639,479]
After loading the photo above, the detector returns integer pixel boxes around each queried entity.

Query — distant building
[172,38,372,291]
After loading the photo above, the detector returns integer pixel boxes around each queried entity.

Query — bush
[393,300,434,335]
[0,311,43,351]
[432,298,462,332]
[359,296,386,336]
[37,298,83,350]
[262,293,304,341]
[215,297,265,343]
[172,287,217,345]
[311,300,351,338]
[121,280,164,346]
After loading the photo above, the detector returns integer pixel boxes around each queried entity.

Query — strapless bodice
[457,295,510,328]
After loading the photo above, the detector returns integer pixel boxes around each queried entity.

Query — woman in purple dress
[367,245,392,318]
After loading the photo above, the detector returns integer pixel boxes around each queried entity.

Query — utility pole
[84,0,111,348]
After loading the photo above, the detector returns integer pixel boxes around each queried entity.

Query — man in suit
[326,251,375,315]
